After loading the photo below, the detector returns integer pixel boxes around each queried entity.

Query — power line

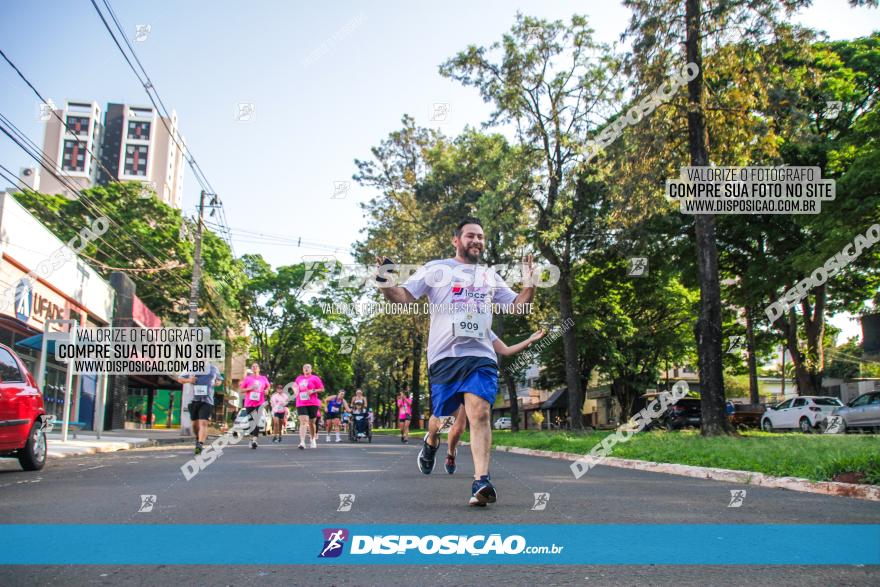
[5,25,235,323]
[89,0,236,255]
[0,51,234,323]
[0,115,228,318]
[0,161,160,295]
[203,221,352,253]
[0,51,210,296]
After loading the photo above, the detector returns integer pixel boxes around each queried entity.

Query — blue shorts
[428,357,498,417]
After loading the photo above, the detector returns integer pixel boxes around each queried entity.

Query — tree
[237,255,352,386]
[620,0,836,434]
[353,116,449,427]
[13,181,244,336]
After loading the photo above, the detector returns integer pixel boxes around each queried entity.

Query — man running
[325,390,349,442]
[377,217,535,506]
[239,362,270,449]
[444,329,545,474]
[294,363,324,449]
[397,390,413,443]
[270,383,290,443]
[177,364,223,455]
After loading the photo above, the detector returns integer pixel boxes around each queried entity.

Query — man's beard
[458,243,482,263]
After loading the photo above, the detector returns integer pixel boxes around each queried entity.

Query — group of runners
[181,216,543,507]
[236,363,377,449]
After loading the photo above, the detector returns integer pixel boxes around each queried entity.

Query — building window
[62,139,86,172]
[127,120,151,140]
[124,144,148,176]
[66,116,90,137]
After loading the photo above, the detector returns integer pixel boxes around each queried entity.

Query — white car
[231,407,268,437]
[760,396,843,433]
[231,408,251,438]
[493,417,512,430]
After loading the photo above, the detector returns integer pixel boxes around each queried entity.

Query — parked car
[663,397,702,430]
[493,417,512,430]
[727,403,766,430]
[0,342,50,471]
[760,396,843,433]
[261,406,273,436]
[828,392,880,433]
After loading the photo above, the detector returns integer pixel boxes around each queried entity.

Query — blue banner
[1,524,877,564]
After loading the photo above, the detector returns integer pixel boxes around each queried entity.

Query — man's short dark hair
[454,217,483,237]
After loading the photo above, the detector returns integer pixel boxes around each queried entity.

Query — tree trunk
[611,378,639,421]
[686,0,730,436]
[800,288,826,393]
[781,308,815,394]
[745,306,760,405]
[557,270,585,430]
[503,370,520,432]
[409,329,423,429]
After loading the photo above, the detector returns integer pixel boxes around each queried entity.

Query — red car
[0,342,49,470]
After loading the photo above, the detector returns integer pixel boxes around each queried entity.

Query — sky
[0,0,877,341]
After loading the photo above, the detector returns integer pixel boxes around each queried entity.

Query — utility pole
[182,190,207,437]
[188,190,207,327]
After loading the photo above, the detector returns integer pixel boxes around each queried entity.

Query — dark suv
[664,397,702,430]
[0,342,49,470]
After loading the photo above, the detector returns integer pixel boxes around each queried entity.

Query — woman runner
[239,362,270,449]
[270,383,290,443]
[325,390,349,442]
[294,363,325,449]
[397,390,413,443]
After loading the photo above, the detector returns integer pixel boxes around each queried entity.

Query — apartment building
[28,100,185,208]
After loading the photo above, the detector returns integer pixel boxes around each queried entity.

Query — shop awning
[16,333,52,352]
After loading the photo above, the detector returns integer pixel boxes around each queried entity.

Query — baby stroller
[348,410,372,443]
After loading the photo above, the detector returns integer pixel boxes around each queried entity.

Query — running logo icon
[728,490,746,508]
[531,492,550,511]
[319,528,349,558]
[138,494,156,513]
[627,257,648,277]
[339,336,355,355]
[726,335,745,354]
[337,494,355,512]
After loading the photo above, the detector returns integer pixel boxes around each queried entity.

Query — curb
[493,445,880,502]
[46,436,194,459]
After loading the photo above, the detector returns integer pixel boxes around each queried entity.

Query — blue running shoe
[469,475,496,506]
[417,438,438,475]
[445,453,456,475]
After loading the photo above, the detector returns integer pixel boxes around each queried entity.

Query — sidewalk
[46,428,194,459]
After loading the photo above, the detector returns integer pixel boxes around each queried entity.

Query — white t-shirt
[402,259,517,366]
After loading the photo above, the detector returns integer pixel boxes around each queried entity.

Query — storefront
[0,192,115,430]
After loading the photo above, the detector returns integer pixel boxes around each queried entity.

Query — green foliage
[12,182,244,337]
[723,374,755,399]
[236,254,353,387]
[490,429,880,484]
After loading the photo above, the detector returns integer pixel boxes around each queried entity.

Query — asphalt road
[1,433,878,586]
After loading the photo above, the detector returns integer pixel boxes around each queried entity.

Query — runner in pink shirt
[293,363,325,449]
[269,383,290,444]
[239,362,270,449]
[397,390,413,444]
